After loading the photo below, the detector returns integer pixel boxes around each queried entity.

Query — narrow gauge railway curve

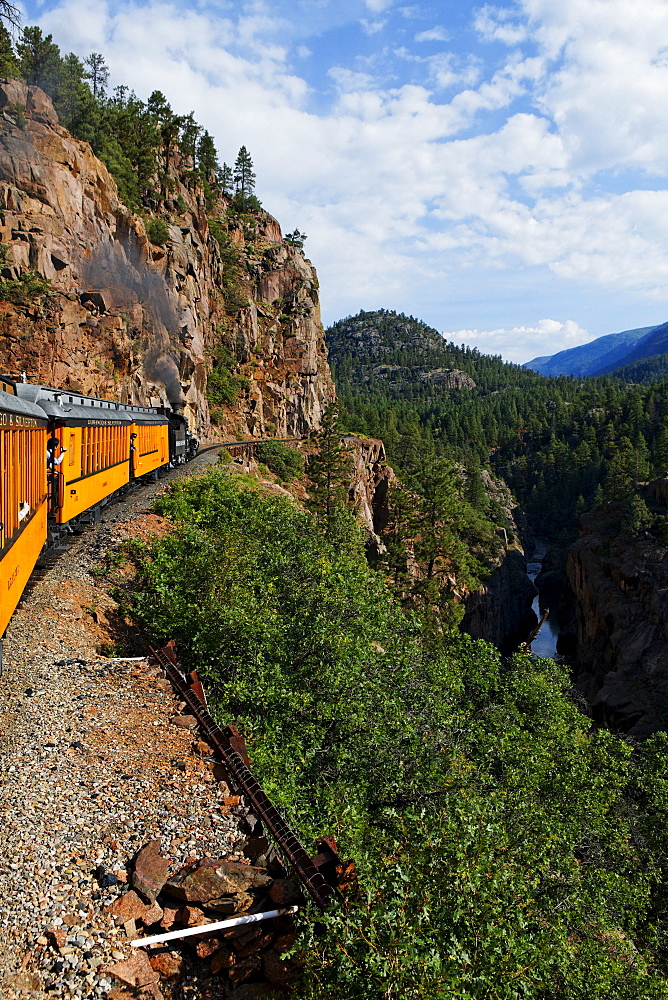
[1,376,307,671]
[0,376,197,670]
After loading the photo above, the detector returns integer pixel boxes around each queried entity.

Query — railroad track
[151,641,351,911]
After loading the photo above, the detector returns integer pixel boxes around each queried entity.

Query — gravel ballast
[0,454,252,999]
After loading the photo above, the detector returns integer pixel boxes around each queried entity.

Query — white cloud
[444,319,591,364]
[360,19,386,35]
[415,26,449,43]
[474,5,528,45]
[26,0,668,361]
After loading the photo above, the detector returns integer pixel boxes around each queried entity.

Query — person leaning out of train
[46,435,66,471]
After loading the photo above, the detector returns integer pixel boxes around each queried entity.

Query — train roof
[12,383,169,427]
[0,385,49,424]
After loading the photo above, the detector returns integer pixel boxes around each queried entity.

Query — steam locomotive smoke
[144,348,183,410]
[82,235,185,409]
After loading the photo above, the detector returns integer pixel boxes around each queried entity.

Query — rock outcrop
[0,80,333,440]
[461,473,536,650]
[345,435,395,550]
[567,504,668,737]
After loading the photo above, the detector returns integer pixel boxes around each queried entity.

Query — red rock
[273,931,298,953]
[235,930,273,958]
[141,901,164,927]
[263,949,301,989]
[180,905,208,927]
[159,907,179,931]
[47,929,66,951]
[26,85,59,124]
[179,866,231,902]
[195,938,221,959]
[170,714,197,729]
[106,890,148,923]
[164,860,269,903]
[131,841,171,903]
[231,926,262,953]
[106,990,135,1000]
[123,918,138,941]
[138,983,165,1000]
[210,946,236,974]
[149,951,184,979]
[102,950,160,988]
[268,877,303,907]
[206,892,252,914]
[229,955,261,986]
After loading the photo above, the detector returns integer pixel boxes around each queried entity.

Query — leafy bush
[256,440,304,481]
[207,366,249,406]
[145,217,170,247]
[130,470,668,1000]
[0,271,52,303]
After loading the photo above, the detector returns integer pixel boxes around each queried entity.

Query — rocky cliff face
[460,472,536,651]
[0,81,333,439]
[567,504,668,737]
[345,435,395,551]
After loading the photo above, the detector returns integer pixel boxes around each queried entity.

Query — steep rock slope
[567,505,668,736]
[460,472,536,651]
[0,80,333,439]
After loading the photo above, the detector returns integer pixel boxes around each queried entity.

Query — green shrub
[145,217,170,247]
[207,366,249,406]
[256,440,304,481]
[129,470,668,1000]
[0,271,52,303]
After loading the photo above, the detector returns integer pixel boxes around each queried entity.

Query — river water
[526,542,561,659]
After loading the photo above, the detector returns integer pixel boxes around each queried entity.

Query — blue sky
[17,0,668,362]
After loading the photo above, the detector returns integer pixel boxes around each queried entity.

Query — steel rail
[150,644,333,911]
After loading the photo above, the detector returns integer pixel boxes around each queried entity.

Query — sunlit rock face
[0,81,334,440]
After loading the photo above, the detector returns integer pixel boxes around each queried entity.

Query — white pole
[130,906,299,948]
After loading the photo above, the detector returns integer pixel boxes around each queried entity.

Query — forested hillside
[130,468,668,1000]
[328,310,668,541]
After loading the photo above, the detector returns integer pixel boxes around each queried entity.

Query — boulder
[131,840,171,903]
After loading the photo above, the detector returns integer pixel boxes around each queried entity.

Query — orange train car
[0,379,49,640]
[1,380,197,670]
[13,385,170,525]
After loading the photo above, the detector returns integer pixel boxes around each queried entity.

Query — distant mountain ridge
[523,325,659,377]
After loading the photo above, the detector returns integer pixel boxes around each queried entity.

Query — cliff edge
[0,80,334,440]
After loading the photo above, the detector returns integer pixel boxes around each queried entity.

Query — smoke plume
[81,232,185,409]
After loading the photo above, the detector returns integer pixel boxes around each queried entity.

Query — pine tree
[0,21,18,77]
[17,26,62,93]
[54,52,96,139]
[234,145,255,197]
[233,146,260,211]
[218,162,233,197]
[306,403,352,538]
[197,131,219,177]
[83,52,108,99]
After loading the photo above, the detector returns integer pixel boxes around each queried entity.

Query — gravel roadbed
[0,453,249,999]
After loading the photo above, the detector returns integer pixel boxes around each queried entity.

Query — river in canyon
[526,542,562,659]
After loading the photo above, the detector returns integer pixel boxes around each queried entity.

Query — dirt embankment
[0,453,269,1000]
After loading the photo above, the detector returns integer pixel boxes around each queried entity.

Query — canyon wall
[567,504,668,737]
[0,81,333,441]
[461,473,536,650]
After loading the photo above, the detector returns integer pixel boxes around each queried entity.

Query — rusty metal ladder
[150,641,335,911]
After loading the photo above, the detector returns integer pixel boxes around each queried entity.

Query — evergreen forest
[0,21,257,214]
[128,467,668,999]
[327,309,668,545]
